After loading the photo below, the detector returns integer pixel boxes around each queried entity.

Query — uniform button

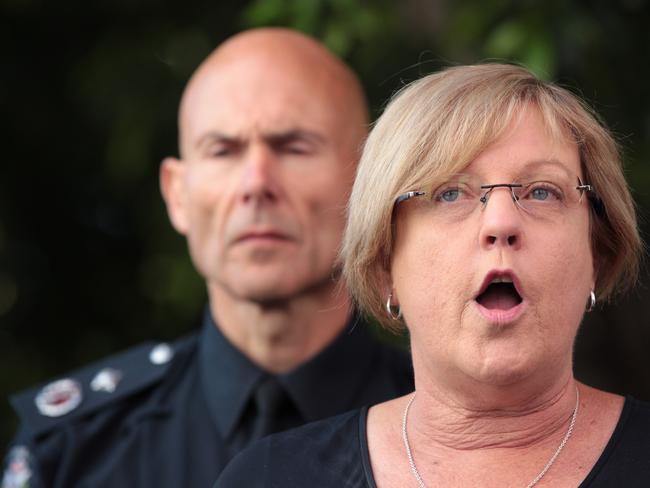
[149,343,173,365]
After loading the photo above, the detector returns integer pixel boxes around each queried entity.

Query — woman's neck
[408,379,578,452]
[367,382,623,488]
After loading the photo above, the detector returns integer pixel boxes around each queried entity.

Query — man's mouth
[234,230,293,244]
[475,273,523,311]
[233,228,293,244]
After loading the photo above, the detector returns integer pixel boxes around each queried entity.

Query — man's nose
[239,144,279,204]
[478,187,523,250]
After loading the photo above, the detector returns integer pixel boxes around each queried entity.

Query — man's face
[163,56,361,303]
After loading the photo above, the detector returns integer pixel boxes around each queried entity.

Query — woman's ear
[591,255,599,294]
[159,157,189,234]
[378,265,398,304]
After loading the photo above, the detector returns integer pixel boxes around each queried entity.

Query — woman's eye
[531,188,550,200]
[440,189,460,202]
[433,184,469,203]
[525,183,562,202]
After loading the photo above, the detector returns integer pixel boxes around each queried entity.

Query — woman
[216,64,649,487]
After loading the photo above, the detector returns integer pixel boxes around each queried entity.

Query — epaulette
[9,337,193,438]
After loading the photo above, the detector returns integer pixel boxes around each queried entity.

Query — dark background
[2,0,650,448]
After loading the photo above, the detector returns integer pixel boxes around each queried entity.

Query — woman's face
[390,108,595,389]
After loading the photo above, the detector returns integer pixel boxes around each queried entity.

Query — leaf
[241,0,288,26]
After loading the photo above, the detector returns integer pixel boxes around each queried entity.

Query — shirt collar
[278,313,378,422]
[198,308,379,437]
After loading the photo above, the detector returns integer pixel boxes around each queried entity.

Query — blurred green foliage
[2,0,650,449]
[242,0,397,58]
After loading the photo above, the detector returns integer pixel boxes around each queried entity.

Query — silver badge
[149,343,173,365]
[34,378,82,417]
[90,368,122,393]
[2,446,33,488]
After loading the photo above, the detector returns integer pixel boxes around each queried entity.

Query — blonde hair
[342,63,641,330]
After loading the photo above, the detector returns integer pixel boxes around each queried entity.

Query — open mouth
[475,276,523,311]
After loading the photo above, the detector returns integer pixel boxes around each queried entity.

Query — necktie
[250,376,298,441]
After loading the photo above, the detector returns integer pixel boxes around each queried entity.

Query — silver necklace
[401,386,580,488]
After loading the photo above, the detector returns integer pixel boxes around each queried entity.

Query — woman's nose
[478,187,522,250]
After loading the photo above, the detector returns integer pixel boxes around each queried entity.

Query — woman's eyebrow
[517,159,575,177]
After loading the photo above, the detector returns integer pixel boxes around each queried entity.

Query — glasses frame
[395,177,594,213]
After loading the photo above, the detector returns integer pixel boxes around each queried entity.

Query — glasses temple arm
[395,190,426,205]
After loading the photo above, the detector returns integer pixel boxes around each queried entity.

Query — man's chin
[239,286,295,304]
[211,263,338,304]
[223,275,338,305]
[219,276,304,304]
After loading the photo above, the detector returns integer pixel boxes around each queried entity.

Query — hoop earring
[586,290,596,312]
[386,293,402,320]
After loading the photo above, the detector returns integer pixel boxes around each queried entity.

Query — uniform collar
[198,307,379,439]
[198,308,263,439]
[280,314,378,422]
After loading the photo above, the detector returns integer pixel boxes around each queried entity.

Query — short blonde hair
[342,63,641,330]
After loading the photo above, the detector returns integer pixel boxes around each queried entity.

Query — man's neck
[207,281,352,374]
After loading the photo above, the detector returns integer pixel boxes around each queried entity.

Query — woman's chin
[458,344,540,388]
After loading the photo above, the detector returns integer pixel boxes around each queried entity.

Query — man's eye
[285,145,309,154]
[275,140,315,155]
[207,145,237,158]
[282,144,313,155]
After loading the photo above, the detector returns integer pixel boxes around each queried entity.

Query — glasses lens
[512,172,582,217]
[422,174,480,221]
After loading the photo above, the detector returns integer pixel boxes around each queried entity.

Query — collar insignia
[90,368,122,393]
[2,446,33,488]
[34,378,82,417]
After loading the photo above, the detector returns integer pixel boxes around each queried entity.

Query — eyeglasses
[394,172,594,222]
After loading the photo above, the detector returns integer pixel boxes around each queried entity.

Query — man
[3,28,412,487]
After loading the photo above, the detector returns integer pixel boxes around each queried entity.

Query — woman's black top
[216,396,650,487]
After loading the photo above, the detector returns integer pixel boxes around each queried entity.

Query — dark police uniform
[2,310,413,488]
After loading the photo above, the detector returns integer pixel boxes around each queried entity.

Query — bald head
[178,28,368,160]
[161,28,370,307]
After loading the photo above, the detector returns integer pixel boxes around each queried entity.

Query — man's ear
[160,157,189,235]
